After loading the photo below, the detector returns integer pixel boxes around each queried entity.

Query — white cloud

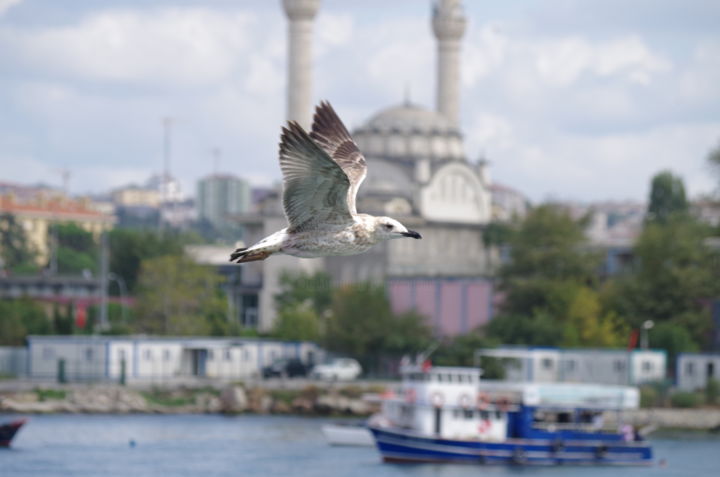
[0,8,256,86]
[0,0,21,16]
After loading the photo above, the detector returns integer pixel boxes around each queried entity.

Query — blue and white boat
[369,364,653,466]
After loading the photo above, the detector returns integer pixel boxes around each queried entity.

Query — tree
[325,283,431,374]
[275,270,333,316]
[108,228,189,294]
[0,299,51,345]
[648,321,698,373]
[0,213,38,273]
[486,205,620,347]
[272,304,321,342]
[646,170,688,224]
[53,223,98,275]
[134,255,227,335]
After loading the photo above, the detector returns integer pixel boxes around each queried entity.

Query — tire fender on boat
[512,447,527,465]
[430,391,444,408]
[595,444,608,459]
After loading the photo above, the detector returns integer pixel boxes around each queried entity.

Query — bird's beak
[402,230,422,239]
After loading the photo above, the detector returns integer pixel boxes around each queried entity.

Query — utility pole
[159,117,173,232]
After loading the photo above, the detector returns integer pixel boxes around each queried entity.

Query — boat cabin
[381,365,641,444]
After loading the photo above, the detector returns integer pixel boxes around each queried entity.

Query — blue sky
[0,0,718,202]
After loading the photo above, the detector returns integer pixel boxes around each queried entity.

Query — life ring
[458,393,472,409]
[430,391,444,408]
[405,387,416,403]
[476,392,490,410]
[478,418,492,433]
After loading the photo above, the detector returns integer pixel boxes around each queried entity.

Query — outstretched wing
[279,121,354,232]
[310,101,367,214]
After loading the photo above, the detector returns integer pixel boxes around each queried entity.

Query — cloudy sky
[0,0,718,203]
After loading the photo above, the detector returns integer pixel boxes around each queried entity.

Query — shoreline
[2,382,720,431]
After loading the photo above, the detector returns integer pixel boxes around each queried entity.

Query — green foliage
[53,222,98,274]
[499,204,599,285]
[670,391,702,408]
[0,299,51,345]
[134,254,227,335]
[605,214,719,348]
[706,379,720,406]
[433,332,498,367]
[35,388,67,401]
[326,283,432,373]
[648,321,698,369]
[0,213,38,273]
[639,386,659,408]
[647,170,688,224]
[275,271,333,316]
[482,221,515,247]
[108,228,189,294]
[273,305,321,342]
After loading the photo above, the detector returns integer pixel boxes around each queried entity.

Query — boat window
[480,411,489,420]
[685,362,694,376]
[495,410,502,419]
[464,409,474,420]
[614,360,626,372]
[541,358,554,370]
[437,374,444,383]
[642,361,653,372]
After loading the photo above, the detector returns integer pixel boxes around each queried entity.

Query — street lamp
[641,320,655,349]
[107,272,129,326]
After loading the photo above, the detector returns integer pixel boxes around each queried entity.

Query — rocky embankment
[0,384,380,416]
[621,408,720,431]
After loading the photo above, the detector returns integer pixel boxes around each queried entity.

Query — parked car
[262,358,308,378]
[311,358,362,381]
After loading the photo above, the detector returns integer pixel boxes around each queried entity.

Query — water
[2,414,719,477]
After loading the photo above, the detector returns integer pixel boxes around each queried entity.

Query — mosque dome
[353,103,464,162]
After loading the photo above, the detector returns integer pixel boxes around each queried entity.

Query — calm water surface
[1,414,719,477]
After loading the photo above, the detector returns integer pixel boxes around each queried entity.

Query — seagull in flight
[230,101,421,263]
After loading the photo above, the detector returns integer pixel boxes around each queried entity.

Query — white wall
[677,354,720,391]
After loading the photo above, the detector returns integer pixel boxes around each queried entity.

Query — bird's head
[373,216,422,241]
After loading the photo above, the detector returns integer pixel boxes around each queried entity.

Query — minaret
[432,0,466,129]
[282,0,321,130]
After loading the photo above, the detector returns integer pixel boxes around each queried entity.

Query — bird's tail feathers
[229,247,273,264]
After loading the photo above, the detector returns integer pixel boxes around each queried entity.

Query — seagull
[229,101,421,263]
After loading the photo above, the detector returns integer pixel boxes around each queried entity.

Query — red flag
[627,329,639,350]
[75,304,87,329]
[422,359,432,373]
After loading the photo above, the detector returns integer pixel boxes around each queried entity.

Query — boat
[368,364,653,466]
[0,418,27,447]
[322,421,374,446]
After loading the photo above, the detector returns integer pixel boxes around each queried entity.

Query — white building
[476,346,666,386]
[27,335,323,383]
[676,352,720,391]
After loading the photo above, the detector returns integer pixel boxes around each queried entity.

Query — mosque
[235,0,526,336]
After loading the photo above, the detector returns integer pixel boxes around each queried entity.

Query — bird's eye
[383,224,393,230]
